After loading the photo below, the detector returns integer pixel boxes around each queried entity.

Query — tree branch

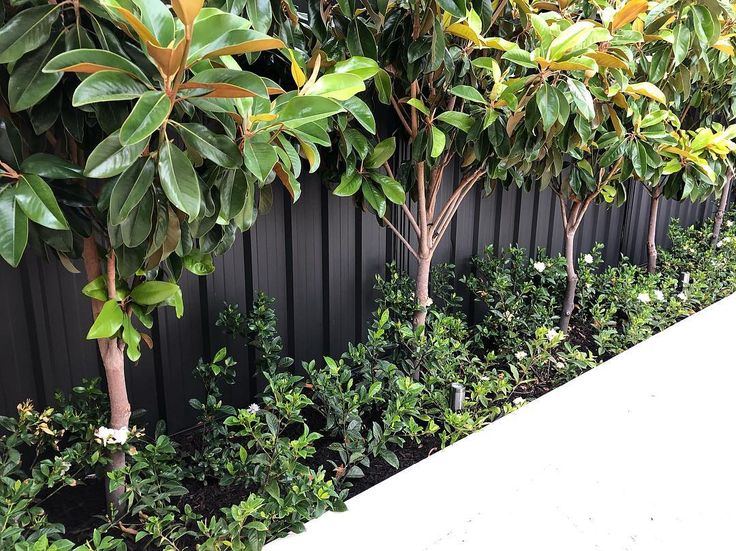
[391,96,413,138]
[383,216,419,259]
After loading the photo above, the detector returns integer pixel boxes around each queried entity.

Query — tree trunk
[712,172,733,247]
[82,238,130,515]
[101,337,130,513]
[413,254,432,329]
[646,189,661,274]
[559,229,578,333]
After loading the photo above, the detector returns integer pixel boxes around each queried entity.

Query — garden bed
[2,215,735,550]
[266,293,736,550]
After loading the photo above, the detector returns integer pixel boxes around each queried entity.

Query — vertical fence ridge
[0,174,731,430]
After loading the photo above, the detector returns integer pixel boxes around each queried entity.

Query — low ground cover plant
[2,211,735,550]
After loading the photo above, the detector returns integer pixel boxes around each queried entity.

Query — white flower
[426,298,434,306]
[555,361,565,369]
[94,426,115,446]
[512,397,526,406]
[677,292,688,301]
[583,254,594,264]
[480,375,490,381]
[94,426,128,446]
[546,328,559,341]
[727,220,733,228]
[503,310,514,321]
[248,403,260,413]
[717,240,724,248]
[637,292,651,303]
[533,261,546,273]
[653,290,664,301]
[514,351,528,361]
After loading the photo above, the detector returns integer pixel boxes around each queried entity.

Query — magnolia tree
[488,0,670,331]
[0,0,371,511]
[287,0,527,329]
[628,0,736,271]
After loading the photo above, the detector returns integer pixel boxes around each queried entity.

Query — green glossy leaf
[43,48,151,83]
[130,280,180,305]
[243,141,277,182]
[173,122,241,169]
[122,316,142,361]
[369,173,404,204]
[361,180,386,217]
[341,96,376,134]
[132,0,175,45]
[183,250,215,275]
[332,56,379,79]
[120,188,153,247]
[109,157,155,225]
[365,137,396,169]
[8,33,64,112]
[81,275,108,302]
[15,174,68,230]
[277,96,344,128]
[0,186,28,267]
[0,119,23,169]
[436,0,465,18]
[305,73,365,101]
[85,131,148,178]
[333,168,362,197]
[347,18,377,60]
[566,79,595,121]
[536,84,559,131]
[185,69,268,99]
[20,154,83,179]
[86,299,124,339]
[430,126,445,158]
[374,69,392,104]
[672,24,691,66]
[0,5,59,64]
[435,111,474,132]
[158,139,201,219]
[449,85,486,104]
[72,71,148,107]
[120,91,170,146]
[407,98,429,116]
[218,169,247,220]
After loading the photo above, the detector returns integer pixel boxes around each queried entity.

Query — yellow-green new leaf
[303,73,366,101]
[430,126,446,158]
[624,82,667,104]
[86,300,125,339]
[130,280,180,305]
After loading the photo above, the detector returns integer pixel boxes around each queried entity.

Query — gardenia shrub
[3,210,734,549]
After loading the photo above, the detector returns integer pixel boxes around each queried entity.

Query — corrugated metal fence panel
[1,176,732,430]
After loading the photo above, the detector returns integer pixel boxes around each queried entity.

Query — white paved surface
[266,294,736,551]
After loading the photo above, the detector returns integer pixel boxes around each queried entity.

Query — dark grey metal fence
[0,173,727,430]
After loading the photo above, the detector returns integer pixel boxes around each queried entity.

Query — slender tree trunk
[712,171,733,246]
[559,228,578,333]
[413,254,432,329]
[82,238,130,515]
[646,188,662,274]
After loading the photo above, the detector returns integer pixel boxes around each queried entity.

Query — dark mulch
[40,416,441,547]
[346,435,441,496]
[43,476,107,539]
